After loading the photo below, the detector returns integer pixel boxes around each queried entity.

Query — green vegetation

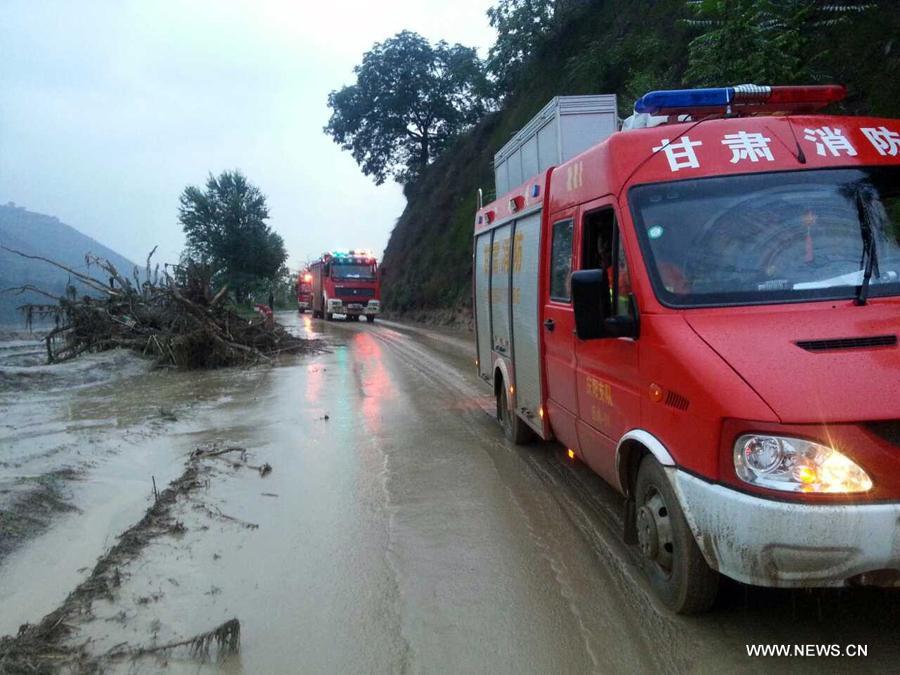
[347,0,900,315]
[178,170,287,304]
[325,31,491,185]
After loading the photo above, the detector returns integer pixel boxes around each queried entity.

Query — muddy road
[1,315,898,673]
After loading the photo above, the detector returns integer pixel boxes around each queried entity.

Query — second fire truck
[310,250,381,322]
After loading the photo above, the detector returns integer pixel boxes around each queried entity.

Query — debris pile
[2,246,316,368]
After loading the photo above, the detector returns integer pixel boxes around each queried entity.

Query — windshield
[630,168,900,307]
[331,262,376,280]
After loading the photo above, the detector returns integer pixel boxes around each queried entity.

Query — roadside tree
[178,170,287,303]
[325,31,490,185]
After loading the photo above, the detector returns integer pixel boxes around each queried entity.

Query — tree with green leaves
[684,0,877,85]
[178,170,287,303]
[486,0,557,94]
[325,31,490,185]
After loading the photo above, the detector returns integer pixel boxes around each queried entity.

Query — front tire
[633,456,718,614]
[496,380,533,445]
[325,312,333,321]
[366,315,375,323]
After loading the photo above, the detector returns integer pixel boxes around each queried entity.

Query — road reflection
[353,331,393,437]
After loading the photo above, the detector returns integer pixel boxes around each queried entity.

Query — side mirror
[572,270,610,340]
[572,269,639,340]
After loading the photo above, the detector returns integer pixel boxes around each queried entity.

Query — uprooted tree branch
[1,246,318,368]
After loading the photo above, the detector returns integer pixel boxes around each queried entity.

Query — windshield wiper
[854,185,880,306]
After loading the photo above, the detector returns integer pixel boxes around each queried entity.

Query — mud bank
[0,468,81,562]
[382,305,474,331]
[0,444,262,673]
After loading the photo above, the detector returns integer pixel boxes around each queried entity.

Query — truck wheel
[633,456,718,614]
[298,308,305,314]
[496,380,533,445]
[366,315,375,323]
[325,312,333,321]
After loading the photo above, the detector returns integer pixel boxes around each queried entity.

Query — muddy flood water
[1,314,898,673]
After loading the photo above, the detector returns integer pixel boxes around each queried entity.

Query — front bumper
[672,470,900,588]
[297,301,310,310]
[326,299,380,315]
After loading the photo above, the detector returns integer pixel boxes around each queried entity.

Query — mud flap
[623,496,638,545]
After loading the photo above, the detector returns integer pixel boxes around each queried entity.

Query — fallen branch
[106,618,241,662]
[191,446,247,460]
[4,248,319,368]
[1,245,120,296]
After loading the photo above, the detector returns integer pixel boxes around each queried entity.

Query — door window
[582,208,631,317]
[550,219,574,302]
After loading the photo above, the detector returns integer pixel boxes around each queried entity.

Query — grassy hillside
[380,0,900,318]
[0,204,138,325]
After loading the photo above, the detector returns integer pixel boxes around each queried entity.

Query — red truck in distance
[296,270,313,313]
[310,250,381,322]
[474,85,900,613]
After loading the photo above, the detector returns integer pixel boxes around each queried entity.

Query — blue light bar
[634,87,734,115]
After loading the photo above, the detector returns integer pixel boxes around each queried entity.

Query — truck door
[542,215,579,449]
[574,202,641,487]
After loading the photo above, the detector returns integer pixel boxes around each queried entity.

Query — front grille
[336,287,375,298]
[795,335,897,352]
[866,421,900,447]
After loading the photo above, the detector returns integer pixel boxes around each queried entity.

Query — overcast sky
[0,0,496,269]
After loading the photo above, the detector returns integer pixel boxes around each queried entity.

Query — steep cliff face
[380,0,900,320]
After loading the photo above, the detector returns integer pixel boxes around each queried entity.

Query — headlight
[734,434,872,494]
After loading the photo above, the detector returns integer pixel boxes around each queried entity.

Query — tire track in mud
[364,322,900,674]
[365,324,678,674]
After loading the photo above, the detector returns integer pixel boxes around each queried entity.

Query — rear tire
[496,380,533,445]
[366,315,375,323]
[633,455,718,614]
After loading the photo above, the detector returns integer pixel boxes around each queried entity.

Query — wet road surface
[1,315,898,673]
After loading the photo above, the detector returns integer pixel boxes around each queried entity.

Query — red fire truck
[296,269,313,313]
[474,86,900,613]
[310,250,380,322]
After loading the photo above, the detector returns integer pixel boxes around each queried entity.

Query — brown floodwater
[1,314,898,673]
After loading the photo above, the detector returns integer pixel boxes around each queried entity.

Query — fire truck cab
[310,250,381,322]
[474,86,900,613]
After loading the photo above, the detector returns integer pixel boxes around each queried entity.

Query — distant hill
[0,203,138,325]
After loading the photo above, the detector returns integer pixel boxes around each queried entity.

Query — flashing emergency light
[328,249,376,263]
[303,273,312,282]
[634,84,846,116]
